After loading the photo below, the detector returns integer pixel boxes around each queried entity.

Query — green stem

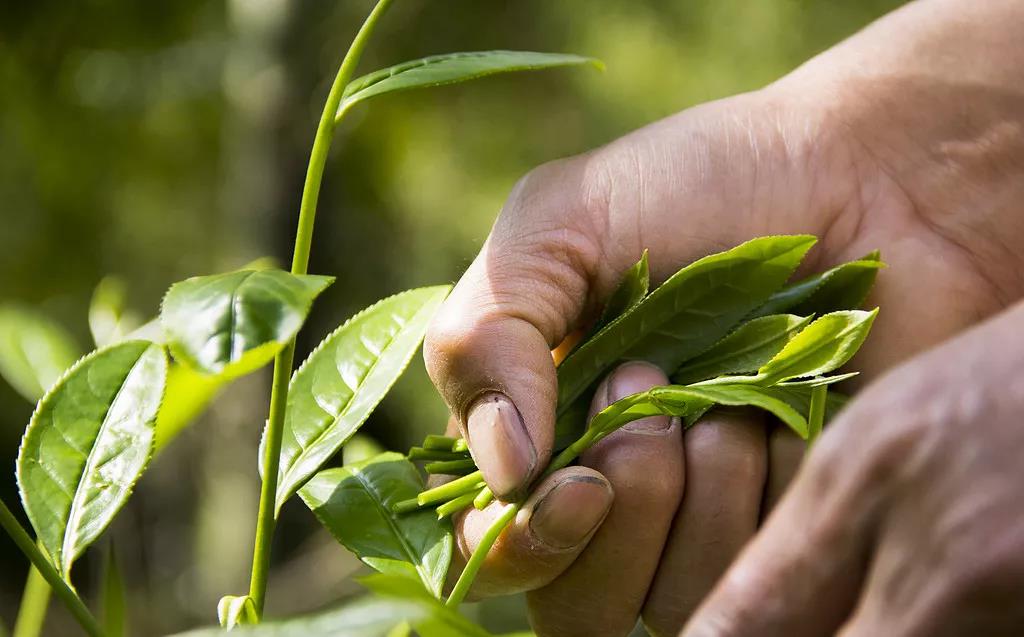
[807,384,827,445]
[435,491,479,519]
[244,0,397,620]
[416,471,483,506]
[0,499,104,637]
[13,564,50,637]
[445,503,519,607]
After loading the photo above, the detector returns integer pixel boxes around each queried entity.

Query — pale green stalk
[12,565,49,637]
[245,0,397,619]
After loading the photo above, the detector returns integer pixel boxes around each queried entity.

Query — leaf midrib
[279,307,413,494]
[768,318,861,381]
[60,347,145,575]
[350,467,434,593]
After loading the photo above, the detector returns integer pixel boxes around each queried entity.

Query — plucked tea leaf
[671,314,812,384]
[160,269,334,377]
[339,51,602,117]
[0,305,81,402]
[754,309,878,384]
[17,341,167,579]
[274,286,451,512]
[670,385,809,438]
[300,453,453,598]
[752,252,882,317]
[554,236,816,441]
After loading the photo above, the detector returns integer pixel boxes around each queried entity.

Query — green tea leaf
[217,595,257,630]
[274,285,451,512]
[752,252,882,317]
[100,547,128,637]
[339,51,602,117]
[753,309,877,384]
[160,269,334,377]
[153,363,225,452]
[89,277,142,349]
[671,314,812,384]
[0,305,81,402]
[360,574,493,637]
[591,250,649,334]
[669,385,809,438]
[172,596,429,637]
[343,433,387,466]
[17,341,167,579]
[300,453,453,598]
[778,372,859,387]
[555,236,816,440]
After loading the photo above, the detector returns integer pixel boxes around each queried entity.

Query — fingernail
[467,392,536,499]
[608,362,673,433]
[529,476,612,549]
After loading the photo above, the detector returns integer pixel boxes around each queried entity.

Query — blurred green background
[0,0,903,634]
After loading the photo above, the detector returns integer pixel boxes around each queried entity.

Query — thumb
[424,159,620,500]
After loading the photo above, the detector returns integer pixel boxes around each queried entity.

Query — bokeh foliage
[0,0,902,634]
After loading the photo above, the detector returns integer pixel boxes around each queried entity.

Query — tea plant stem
[0,499,105,637]
[416,470,484,506]
[13,564,50,637]
[436,491,478,518]
[245,0,396,620]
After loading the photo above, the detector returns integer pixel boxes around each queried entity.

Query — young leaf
[99,547,128,637]
[0,305,81,402]
[274,285,451,512]
[299,453,453,598]
[752,252,883,317]
[339,51,603,118]
[173,596,429,637]
[218,595,257,630]
[671,314,812,384]
[591,250,649,335]
[554,236,816,438]
[754,309,878,384]
[89,277,142,349]
[160,269,334,377]
[17,341,167,580]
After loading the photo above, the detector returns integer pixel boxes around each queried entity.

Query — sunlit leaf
[339,51,603,117]
[274,285,451,512]
[17,341,167,579]
[160,269,334,377]
[89,277,142,349]
[754,310,878,384]
[300,453,453,597]
[153,364,225,452]
[0,305,81,403]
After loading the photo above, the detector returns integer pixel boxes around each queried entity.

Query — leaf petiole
[0,499,105,637]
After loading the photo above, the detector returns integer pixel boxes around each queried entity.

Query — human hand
[682,299,1024,636]
[423,0,1024,634]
